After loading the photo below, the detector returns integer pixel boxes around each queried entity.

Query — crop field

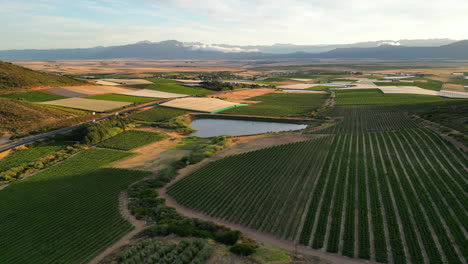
[0,91,67,102]
[46,85,135,96]
[0,148,149,264]
[117,89,186,98]
[38,97,132,112]
[84,93,156,103]
[375,80,443,91]
[98,130,165,150]
[0,143,66,172]
[222,92,328,117]
[335,89,451,105]
[169,127,467,263]
[160,97,243,113]
[130,107,189,122]
[137,78,211,95]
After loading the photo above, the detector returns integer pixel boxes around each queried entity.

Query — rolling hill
[0,61,87,94]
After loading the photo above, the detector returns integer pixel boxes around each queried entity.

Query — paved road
[0,100,170,154]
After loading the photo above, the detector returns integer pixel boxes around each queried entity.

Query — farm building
[452,72,464,76]
[160,97,246,113]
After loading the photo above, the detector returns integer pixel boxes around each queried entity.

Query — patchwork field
[43,87,87,97]
[140,78,212,95]
[39,97,132,112]
[96,78,153,85]
[98,130,166,150]
[160,97,245,113]
[208,88,276,103]
[222,92,328,117]
[84,93,156,103]
[277,83,315,89]
[117,89,186,98]
[0,148,149,264]
[45,85,135,96]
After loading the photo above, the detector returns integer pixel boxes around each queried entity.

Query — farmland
[335,89,451,105]
[375,80,443,91]
[0,148,149,263]
[0,143,66,172]
[222,92,328,117]
[168,127,468,263]
[84,93,156,103]
[39,97,132,112]
[98,130,166,150]
[133,78,211,96]
[131,107,189,122]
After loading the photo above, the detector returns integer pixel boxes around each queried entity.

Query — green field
[0,91,67,102]
[375,80,443,91]
[222,93,328,117]
[98,130,166,150]
[0,143,66,172]
[130,107,189,122]
[127,78,211,96]
[84,93,157,103]
[0,148,149,263]
[335,89,450,105]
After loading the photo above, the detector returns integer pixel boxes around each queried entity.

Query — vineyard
[98,130,166,150]
[222,92,328,117]
[169,128,467,263]
[0,143,66,172]
[0,148,149,264]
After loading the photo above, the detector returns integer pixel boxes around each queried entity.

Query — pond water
[189,118,308,137]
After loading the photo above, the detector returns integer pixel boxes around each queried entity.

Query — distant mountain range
[1,39,467,60]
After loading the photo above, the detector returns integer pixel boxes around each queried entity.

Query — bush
[229,243,256,256]
[215,230,241,245]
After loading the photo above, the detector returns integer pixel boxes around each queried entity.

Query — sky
[1,0,467,50]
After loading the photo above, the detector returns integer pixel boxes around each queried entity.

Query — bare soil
[208,88,276,103]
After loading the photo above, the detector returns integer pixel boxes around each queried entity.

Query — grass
[0,148,149,264]
[0,91,67,102]
[0,143,67,172]
[335,89,451,105]
[251,245,290,264]
[375,80,443,91]
[131,107,189,122]
[126,78,211,96]
[84,93,157,103]
[222,93,328,117]
[98,130,166,150]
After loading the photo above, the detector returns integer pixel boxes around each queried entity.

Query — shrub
[229,243,256,256]
[215,230,241,245]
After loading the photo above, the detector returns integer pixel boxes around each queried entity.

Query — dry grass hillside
[0,61,87,94]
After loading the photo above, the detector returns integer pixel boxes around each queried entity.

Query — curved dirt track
[159,185,377,264]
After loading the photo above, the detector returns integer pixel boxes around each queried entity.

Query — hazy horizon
[1,0,468,50]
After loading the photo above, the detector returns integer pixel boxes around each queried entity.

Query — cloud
[379,41,401,46]
[185,44,258,53]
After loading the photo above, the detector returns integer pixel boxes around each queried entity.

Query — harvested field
[378,86,439,96]
[277,83,315,89]
[44,88,87,97]
[207,88,276,103]
[84,94,156,103]
[160,98,245,113]
[442,83,465,92]
[117,89,187,98]
[98,79,153,85]
[95,80,121,86]
[38,98,132,112]
[291,78,313,82]
[50,86,135,96]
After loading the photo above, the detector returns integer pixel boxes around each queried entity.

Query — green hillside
[0,61,87,94]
